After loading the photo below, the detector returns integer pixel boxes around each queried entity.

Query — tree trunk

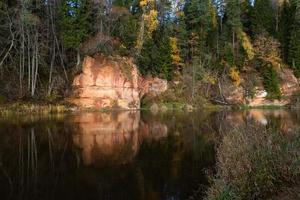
[136,7,146,55]
[232,30,235,63]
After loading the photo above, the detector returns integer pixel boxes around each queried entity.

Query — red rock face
[69,55,167,109]
[248,68,299,106]
[224,68,299,106]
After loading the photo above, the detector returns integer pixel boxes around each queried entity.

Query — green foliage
[0,0,299,102]
[224,43,235,67]
[184,0,217,58]
[262,65,281,99]
[251,0,275,35]
[289,2,300,77]
[226,0,243,31]
[215,187,236,200]
[241,0,253,35]
[0,95,7,104]
[279,0,295,63]
[137,29,173,80]
[58,0,91,49]
[172,12,188,69]
[113,14,140,55]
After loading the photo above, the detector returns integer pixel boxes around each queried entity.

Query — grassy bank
[205,124,300,200]
[238,104,289,110]
[0,101,73,115]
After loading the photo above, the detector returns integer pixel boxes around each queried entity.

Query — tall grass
[0,102,70,115]
[205,124,300,200]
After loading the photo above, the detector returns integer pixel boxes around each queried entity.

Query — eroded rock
[69,54,167,109]
[224,68,299,106]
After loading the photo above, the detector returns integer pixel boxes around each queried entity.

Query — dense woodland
[0,0,300,102]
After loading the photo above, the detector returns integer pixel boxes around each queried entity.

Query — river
[0,109,299,200]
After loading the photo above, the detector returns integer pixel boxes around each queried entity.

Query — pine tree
[279,0,295,63]
[251,0,275,35]
[225,0,243,62]
[240,0,252,35]
[262,65,281,99]
[58,0,91,50]
[184,0,217,59]
[289,1,300,77]
[137,29,173,80]
[173,10,188,68]
[226,0,243,32]
[224,0,254,65]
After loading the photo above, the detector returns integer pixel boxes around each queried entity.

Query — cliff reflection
[68,111,215,199]
[223,109,300,133]
[72,111,168,166]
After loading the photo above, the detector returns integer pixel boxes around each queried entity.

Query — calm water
[0,109,299,200]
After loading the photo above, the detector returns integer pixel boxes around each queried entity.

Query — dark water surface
[0,109,299,200]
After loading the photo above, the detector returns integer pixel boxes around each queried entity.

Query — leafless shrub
[205,124,300,200]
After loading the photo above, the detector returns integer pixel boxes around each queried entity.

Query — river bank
[0,99,299,116]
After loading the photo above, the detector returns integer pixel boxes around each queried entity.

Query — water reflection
[72,112,169,166]
[0,109,299,200]
[72,112,140,165]
[0,111,215,200]
[224,109,300,133]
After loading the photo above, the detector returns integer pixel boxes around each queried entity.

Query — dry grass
[205,124,300,200]
[0,102,71,115]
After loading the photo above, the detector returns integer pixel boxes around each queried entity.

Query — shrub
[262,65,281,99]
[252,32,282,69]
[229,67,241,87]
[205,124,300,200]
[237,30,254,61]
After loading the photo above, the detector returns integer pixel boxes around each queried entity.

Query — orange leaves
[170,37,182,66]
[229,67,242,86]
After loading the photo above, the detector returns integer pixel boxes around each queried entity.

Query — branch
[0,13,15,67]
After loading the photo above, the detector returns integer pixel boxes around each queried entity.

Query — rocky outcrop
[223,68,299,106]
[69,54,167,109]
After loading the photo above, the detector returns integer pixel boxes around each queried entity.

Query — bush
[205,124,300,200]
[262,65,281,99]
[229,67,241,87]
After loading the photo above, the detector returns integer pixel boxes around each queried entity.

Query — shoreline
[0,101,297,115]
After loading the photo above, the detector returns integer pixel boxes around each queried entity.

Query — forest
[1,1,300,199]
[0,0,299,107]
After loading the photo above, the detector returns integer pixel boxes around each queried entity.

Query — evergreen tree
[223,0,254,66]
[251,0,275,35]
[262,65,281,99]
[58,0,91,50]
[279,0,295,63]
[240,0,253,35]
[226,0,243,32]
[137,29,173,80]
[289,1,300,77]
[184,0,217,60]
[173,10,188,68]
[225,0,243,61]
[111,0,139,54]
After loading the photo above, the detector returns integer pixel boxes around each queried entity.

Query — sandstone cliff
[221,68,299,107]
[69,54,167,109]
